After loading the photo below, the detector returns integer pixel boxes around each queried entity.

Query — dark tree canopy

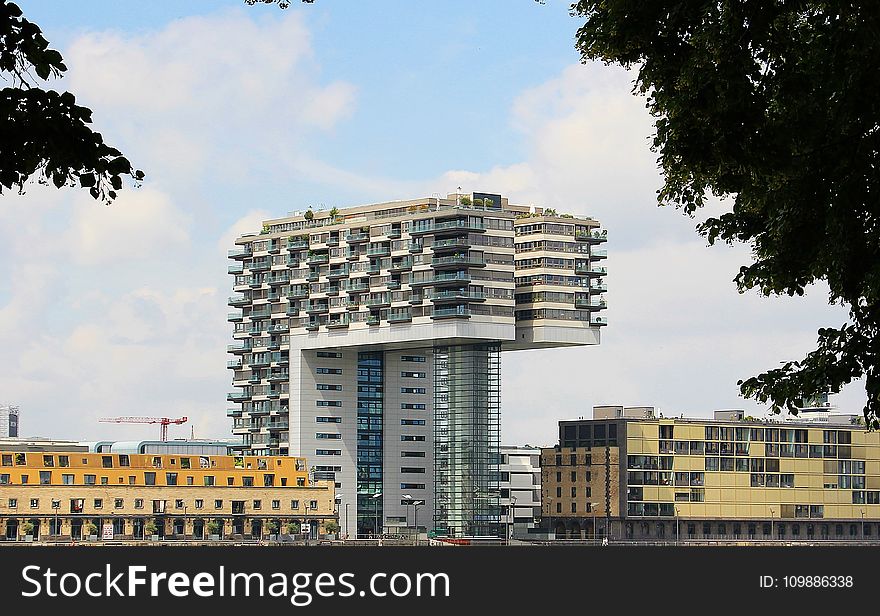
[572,1,880,426]
[0,0,142,203]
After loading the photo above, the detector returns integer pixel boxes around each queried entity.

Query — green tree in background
[573,1,880,426]
[0,1,142,203]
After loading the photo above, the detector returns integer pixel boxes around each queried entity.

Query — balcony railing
[591,249,607,260]
[287,238,310,250]
[249,260,271,272]
[410,219,485,235]
[228,312,244,321]
[366,295,391,308]
[327,316,350,329]
[576,229,607,243]
[306,254,329,265]
[432,254,485,268]
[575,298,607,310]
[227,343,251,354]
[227,360,243,369]
[288,286,309,299]
[431,290,485,302]
[345,232,370,243]
[228,263,244,274]
[366,245,391,257]
[228,295,249,306]
[227,391,251,402]
[591,316,608,326]
[431,306,472,319]
[431,237,471,251]
[228,246,251,259]
[388,310,412,323]
[305,303,329,314]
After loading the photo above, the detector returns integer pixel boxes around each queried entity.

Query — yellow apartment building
[0,450,336,542]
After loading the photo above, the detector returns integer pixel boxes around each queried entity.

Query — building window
[253,500,262,510]
[195,499,204,509]
[204,476,215,486]
[115,498,124,509]
[58,455,70,468]
[166,473,178,486]
[175,499,184,509]
[94,499,103,509]
[144,472,156,486]
[309,500,318,510]
[30,498,39,508]
[272,500,280,510]
[119,455,130,467]
[401,355,426,362]
[316,400,342,407]
[401,419,426,425]
[401,371,426,378]
[40,471,52,484]
[8,498,17,508]
[242,476,254,487]
[135,499,144,509]
[556,502,562,513]
[84,474,96,485]
[62,474,74,485]
[227,477,234,486]
[214,500,223,510]
[317,417,342,423]
[43,455,54,467]
[291,500,300,510]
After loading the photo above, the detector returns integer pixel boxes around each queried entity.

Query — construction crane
[98,416,188,441]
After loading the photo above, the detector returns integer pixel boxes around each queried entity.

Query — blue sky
[1,0,865,444]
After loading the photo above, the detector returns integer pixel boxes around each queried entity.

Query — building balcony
[226,408,242,417]
[591,249,607,260]
[576,229,607,243]
[250,260,271,272]
[409,295,422,305]
[386,228,402,240]
[228,311,244,322]
[346,281,370,293]
[306,271,320,282]
[367,262,382,274]
[388,310,412,323]
[431,306,472,319]
[366,296,391,308]
[286,305,300,317]
[306,253,329,266]
[346,299,361,310]
[305,303,329,314]
[267,240,281,254]
[267,290,283,302]
[248,372,262,384]
[268,323,290,334]
[327,315,350,329]
[387,280,401,291]
[228,263,244,275]
[248,277,264,288]
[431,237,471,252]
[266,340,281,351]
[227,391,251,402]
[248,308,271,319]
[388,258,413,273]
[430,272,472,286]
[366,314,380,325]
[345,232,370,243]
[585,266,607,277]
[430,289,486,303]
[325,286,341,296]
[413,219,486,235]
[287,237,310,250]
[267,371,289,383]
[227,343,251,354]
[432,254,485,268]
[366,245,391,257]
[286,257,301,268]
[589,281,607,294]
[591,316,608,327]
[288,286,309,299]
[227,359,242,369]
[326,236,340,247]
[408,242,423,253]
[228,246,251,260]
[575,298,607,311]
[305,322,320,331]
[250,356,271,368]
[327,266,349,279]
[266,421,290,431]
[345,249,361,261]
[267,274,290,286]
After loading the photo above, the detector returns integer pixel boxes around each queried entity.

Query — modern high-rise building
[227,192,607,537]
[0,405,19,438]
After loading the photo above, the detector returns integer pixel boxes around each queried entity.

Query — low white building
[500,445,542,539]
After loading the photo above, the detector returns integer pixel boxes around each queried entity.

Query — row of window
[659,426,854,444]
[0,473,299,487]
[6,497,320,511]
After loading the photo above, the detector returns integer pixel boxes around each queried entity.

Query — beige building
[542,406,880,541]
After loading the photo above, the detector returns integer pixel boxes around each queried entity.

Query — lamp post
[183,506,188,539]
[861,508,865,541]
[334,494,342,539]
[51,499,60,539]
[413,500,424,546]
[345,503,350,540]
[402,493,413,541]
[372,492,382,540]
[770,508,775,542]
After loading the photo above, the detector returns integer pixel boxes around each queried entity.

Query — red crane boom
[98,416,188,441]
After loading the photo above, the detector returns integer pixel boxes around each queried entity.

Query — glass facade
[357,351,383,536]
[433,343,501,537]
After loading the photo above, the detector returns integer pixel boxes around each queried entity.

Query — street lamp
[769,508,775,541]
[402,493,413,540]
[372,493,382,539]
[345,503,350,540]
[334,494,343,539]
[413,499,424,546]
[861,508,865,540]
[51,499,60,539]
[183,506,188,540]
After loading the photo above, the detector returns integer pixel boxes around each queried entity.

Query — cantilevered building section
[227,192,607,537]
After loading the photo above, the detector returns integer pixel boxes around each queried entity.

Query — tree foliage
[572,2,880,426]
[0,0,142,203]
